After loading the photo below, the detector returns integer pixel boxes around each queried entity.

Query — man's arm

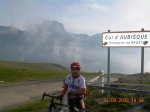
[60,83,68,97]
[73,88,86,95]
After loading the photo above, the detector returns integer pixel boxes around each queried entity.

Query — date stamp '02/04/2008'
[103,97,144,103]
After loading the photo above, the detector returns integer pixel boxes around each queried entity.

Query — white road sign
[102,31,150,47]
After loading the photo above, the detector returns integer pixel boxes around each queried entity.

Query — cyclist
[59,62,86,112]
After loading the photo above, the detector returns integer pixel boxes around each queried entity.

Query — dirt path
[0,80,62,111]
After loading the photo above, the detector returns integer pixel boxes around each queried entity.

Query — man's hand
[57,94,63,100]
[68,89,86,96]
[68,90,75,96]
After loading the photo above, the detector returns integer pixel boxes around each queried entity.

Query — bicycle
[42,92,93,112]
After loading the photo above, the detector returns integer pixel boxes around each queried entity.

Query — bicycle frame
[42,92,92,112]
[42,92,67,112]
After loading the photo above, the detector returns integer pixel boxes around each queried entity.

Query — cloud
[105,0,150,31]
[0,0,150,74]
[59,0,150,35]
[1,0,150,35]
[87,3,110,12]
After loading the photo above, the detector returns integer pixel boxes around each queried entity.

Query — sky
[1,0,150,35]
[0,0,150,74]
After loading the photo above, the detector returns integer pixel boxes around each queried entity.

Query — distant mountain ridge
[0,20,144,73]
[0,20,102,72]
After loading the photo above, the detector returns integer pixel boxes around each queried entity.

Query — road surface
[0,80,63,111]
[0,77,118,111]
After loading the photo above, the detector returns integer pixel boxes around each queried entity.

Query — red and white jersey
[64,74,86,93]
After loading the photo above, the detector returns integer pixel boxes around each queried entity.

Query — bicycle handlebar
[42,92,68,107]
[42,92,60,101]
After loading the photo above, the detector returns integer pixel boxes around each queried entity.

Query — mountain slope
[0,60,67,72]
[0,60,69,82]
[0,20,103,72]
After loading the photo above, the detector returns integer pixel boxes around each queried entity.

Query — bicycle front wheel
[85,109,96,112]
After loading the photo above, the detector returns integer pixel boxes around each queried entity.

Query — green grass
[0,67,96,82]
[86,87,150,112]
[0,60,67,71]
[0,66,68,82]
[1,99,50,112]
[0,60,97,82]
[0,60,69,82]
[143,95,150,110]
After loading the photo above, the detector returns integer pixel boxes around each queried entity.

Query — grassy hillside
[0,60,67,71]
[0,60,69,82]
[0,60,97,82]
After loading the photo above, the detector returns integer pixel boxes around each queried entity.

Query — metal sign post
[141,47,144,85]
[141,28,144,85]
[140,29,145,97]
[107,30,110,98]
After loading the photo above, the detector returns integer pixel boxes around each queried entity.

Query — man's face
[71,68,80,78]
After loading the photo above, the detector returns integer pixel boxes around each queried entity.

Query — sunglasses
[71,69,80,71]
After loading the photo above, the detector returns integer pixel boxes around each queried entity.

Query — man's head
[70,62,80,78]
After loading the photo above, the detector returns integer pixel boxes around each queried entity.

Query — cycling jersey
[64,73,86,93]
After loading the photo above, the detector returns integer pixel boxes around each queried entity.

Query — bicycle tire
[85,109,96,112]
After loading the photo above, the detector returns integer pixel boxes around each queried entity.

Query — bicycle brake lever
[59,98,62,104]
[42,92,46,100]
